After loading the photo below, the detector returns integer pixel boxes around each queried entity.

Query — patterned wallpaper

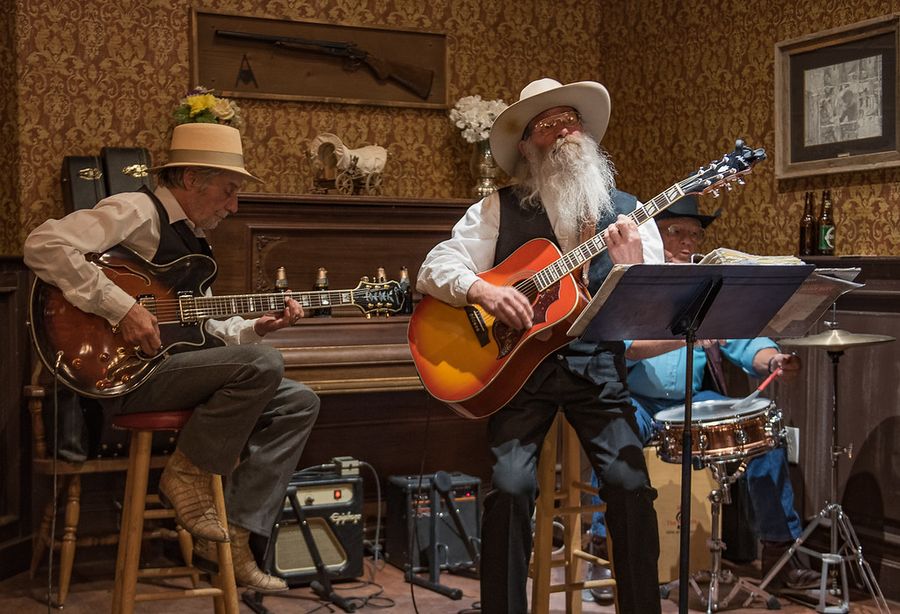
[3,0,900,257]
[599,0,900,257]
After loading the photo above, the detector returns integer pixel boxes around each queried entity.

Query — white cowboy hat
[152,123,261,182]
[489,78,611,176]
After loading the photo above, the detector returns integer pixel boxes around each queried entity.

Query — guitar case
[60,155,107,213]
[100,147,153,196]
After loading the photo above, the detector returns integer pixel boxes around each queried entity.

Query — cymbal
[780,328,896,350]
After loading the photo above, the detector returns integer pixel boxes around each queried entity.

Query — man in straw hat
[25,119,319,593]
[587,194,819,597]
[417,78,665,612]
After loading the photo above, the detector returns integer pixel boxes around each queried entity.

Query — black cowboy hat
[657,195,721,228]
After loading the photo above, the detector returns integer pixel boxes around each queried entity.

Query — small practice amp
[255,469,364,587]
[385,472,481,572]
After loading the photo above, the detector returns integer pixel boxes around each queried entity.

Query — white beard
[520,133,617,250]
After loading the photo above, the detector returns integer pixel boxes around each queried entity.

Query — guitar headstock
[681,139,767,197]
[351,279,406,316]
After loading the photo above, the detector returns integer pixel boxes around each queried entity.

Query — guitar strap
[578,222,594,287]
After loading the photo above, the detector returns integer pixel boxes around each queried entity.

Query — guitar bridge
[464,306,490,347]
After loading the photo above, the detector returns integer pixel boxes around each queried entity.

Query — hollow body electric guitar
[408,140,766,420]
[30,246,406,398]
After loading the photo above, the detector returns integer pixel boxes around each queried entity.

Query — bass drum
[655,398,783,465]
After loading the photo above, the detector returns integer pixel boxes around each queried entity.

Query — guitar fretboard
[529,184,687,293]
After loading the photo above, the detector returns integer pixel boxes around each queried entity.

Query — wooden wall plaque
[191,9,448,109]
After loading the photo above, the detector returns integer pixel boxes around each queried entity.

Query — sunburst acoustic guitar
[408,140,767,419]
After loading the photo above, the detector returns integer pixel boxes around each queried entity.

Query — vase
[470,140,499,198]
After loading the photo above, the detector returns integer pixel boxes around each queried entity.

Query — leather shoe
[761,540,821,591]
[585,536,614,603]
[159,449,228,542]
[194,525,288,593]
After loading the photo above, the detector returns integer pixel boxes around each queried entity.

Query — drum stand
[663,460,779,612]
[751,348,890,614]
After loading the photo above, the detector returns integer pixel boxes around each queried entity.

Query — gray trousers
[102,344,320,536]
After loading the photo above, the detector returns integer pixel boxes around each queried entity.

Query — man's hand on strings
[604,214,644,265]
[467,280,533,330]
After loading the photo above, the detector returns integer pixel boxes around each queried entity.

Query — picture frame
[191,9,448,110]
[774,14,900,179]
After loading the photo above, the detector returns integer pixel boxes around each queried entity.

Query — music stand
[568,262,814,614]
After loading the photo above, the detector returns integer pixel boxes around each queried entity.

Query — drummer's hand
[770,352,801,379]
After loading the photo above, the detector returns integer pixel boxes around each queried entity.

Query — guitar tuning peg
[725,182,734,191]
[711,189,721,198]
[736,177,746,185]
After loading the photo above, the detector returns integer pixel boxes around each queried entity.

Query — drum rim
[655,398,772,424]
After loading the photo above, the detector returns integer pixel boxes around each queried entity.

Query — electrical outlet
[785,426,800,464]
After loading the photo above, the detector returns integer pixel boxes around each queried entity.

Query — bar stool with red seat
[109,410,238,614]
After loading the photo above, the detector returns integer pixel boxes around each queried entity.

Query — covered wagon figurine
[308,132,387,195]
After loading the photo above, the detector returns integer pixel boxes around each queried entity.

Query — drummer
[585,196,819,601]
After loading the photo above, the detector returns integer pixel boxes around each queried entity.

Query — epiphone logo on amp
[330,511,362,526]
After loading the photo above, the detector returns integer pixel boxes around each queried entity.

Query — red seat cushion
[111,410,193,431]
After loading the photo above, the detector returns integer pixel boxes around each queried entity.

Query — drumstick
[730,367,784,411]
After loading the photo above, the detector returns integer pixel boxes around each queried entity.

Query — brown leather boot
[159,448,228,542]
[194,525,288,593]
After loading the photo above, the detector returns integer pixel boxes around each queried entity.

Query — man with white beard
[417,78,664,613]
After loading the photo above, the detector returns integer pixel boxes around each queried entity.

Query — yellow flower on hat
[187,93,217,117]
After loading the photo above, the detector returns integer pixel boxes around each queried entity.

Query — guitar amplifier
[253,469,364,587]
[100,146,153,195]
[385,472,481,572]
[60,155,107,212]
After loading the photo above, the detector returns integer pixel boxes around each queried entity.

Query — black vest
[494,185,638,295]
[493,185,637,377]
[141,186,217,291]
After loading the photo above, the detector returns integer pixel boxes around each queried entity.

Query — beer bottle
[817,190,835,255]
[313,267,331,317]
[399,266,413,314]
[798,191,817,256]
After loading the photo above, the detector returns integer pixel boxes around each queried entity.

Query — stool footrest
[134,587,223,602]
[138,565,202,578]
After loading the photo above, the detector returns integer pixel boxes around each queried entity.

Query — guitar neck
[533,183,687,291]
[168,289,355,322]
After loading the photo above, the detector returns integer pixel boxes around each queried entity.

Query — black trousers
[479,354,661,614]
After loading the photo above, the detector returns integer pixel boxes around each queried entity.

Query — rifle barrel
[216,29,354,52]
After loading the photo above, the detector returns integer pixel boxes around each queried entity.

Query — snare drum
[655,398,783,465]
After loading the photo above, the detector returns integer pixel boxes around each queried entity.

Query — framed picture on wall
[774,14,900,179]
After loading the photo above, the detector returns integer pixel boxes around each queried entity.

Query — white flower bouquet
[449,95,508,143]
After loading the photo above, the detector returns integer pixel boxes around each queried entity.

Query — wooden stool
[109,410,239,614]
[530,413,617,614]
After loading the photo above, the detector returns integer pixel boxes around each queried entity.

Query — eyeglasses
[663,224,704,242]
[526,110,582,138]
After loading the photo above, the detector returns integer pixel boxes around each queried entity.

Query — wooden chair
[24,367,171,607]
[529,413,617,614]
[109,410,238,614]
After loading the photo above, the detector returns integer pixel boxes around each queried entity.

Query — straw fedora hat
[153,123,261,182]
[489,78,611,176]
[657,195,721,228]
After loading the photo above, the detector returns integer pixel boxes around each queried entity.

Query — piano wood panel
[207,193,495,490]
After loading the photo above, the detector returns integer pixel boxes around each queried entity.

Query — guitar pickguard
[493,282,560,359]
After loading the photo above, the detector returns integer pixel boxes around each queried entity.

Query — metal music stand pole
[669,276,722,612]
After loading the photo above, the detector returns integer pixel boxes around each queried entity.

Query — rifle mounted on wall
[215,29,434,100]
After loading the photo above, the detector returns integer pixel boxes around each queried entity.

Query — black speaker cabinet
[385,473,481,572]
[255,471,364,587]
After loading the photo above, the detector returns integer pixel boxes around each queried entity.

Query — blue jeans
[591,390,802,542]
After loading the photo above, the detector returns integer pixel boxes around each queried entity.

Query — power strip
[785,426,800,464]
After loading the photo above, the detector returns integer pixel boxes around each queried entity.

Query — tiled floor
[2,551,897,613]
